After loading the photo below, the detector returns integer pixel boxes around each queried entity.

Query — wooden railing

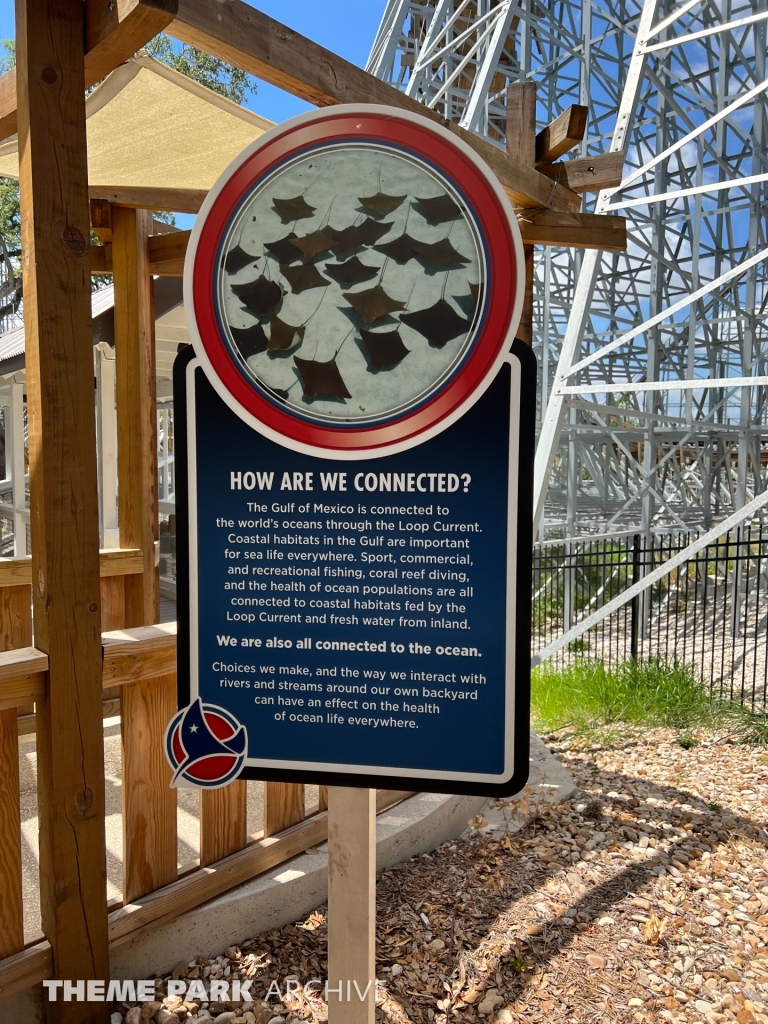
[0,561,411,1001]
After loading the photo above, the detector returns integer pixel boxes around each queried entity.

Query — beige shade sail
[0,52,273,195]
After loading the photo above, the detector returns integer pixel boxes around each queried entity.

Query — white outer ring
[183,103,526,461]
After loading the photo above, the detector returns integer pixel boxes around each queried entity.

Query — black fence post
[631,533,641,660]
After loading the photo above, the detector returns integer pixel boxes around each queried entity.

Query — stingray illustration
[294,356,352,399]
[288,229,335,259]
[324,256,380,288]
[355,217,395,246]
[280,263,330,294]
[411,238,470,268]
[359,328,410,370]
[224,244,258,274]
[373,233,422,265]
[414,194,461,225]
[230,323,268,358]
[358,192,407,217]
[400,298,470,348]
[342,284,406,324]
[231,275,282,316]
[268,314,306,352]
[469,281,480,303]
[169,698,247,787]
[265,233,301,264]
[273,195,316,223]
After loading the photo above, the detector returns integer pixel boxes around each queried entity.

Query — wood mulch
[127,729,768,1024]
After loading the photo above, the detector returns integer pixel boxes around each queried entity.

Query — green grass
[531,657,768,743]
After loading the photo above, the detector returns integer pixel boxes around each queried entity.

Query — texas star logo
[164,698,247,788]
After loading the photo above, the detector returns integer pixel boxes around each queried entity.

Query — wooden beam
[16,0,110,1015]
[0,548,143,587]
[90,184,209,213]
[168,0,580,214]
[0,706,24,957]
[535,104,589,163]
[200,782,248,866]
[506,81,537,167]
[0,646,47,711]
[0,68,16,141]
[507,82,537,348]
[84,0,178,89]
[148,227,191,275]
[264,782,305,837]
[0,941,52,1001]
[0,0,178,143]
[113,206,159,626]
[518,209,627,251]
[537,151,625,193]
[101,622,177,688]
[89,197,112,243]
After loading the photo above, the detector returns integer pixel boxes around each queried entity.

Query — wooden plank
[121,674,178,903]
[264,782,305,837]
[90,184,209,213]
[113,205,159,626]
[16,0,110,1012]
[506,81,537,166]
[327,787,376,1024]
[0,708,24,958]
[90,243,112,275]
[84,0,178,89]
[102,622,177,688]
[200,782,248,866]
[318,785,328,812]
[518,209,627,251]
[100,574,126,632]
[0,940,52,1001]
[89,198,112,243]
[537,151,625,193]
[0,68,16,142]
[535,104,589,163]
[0,548,142,587]
[0,584,32,652]
[108,790,412,947]
[168,0,581,214]
[148,228,192,267]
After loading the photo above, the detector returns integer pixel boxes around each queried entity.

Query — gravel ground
[112,729,768,1024]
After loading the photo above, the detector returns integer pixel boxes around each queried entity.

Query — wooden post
[327,787,376,1024]
[507,82,537,347]
[200,782,248,865]
[0,704,23,958]
[15,0,110,1016]
[112,205,159,627]
[264,782,305,836]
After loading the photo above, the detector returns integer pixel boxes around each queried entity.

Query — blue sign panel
[174,345,534,796]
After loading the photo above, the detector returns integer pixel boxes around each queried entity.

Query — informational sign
[171,104,534,796]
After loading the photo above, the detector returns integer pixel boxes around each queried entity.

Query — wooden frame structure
[0,1,625,1019]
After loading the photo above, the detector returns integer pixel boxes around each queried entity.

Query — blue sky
[0,1,387,123]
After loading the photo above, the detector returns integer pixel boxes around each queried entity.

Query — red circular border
[193,111,518,452]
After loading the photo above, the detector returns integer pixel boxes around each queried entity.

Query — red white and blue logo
[164,699,247,788]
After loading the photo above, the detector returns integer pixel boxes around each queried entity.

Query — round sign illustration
[185,105,524,456]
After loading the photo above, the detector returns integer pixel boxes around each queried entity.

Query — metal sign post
[169,104,533,1012]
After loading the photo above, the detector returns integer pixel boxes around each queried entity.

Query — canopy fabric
[0,52,273,191]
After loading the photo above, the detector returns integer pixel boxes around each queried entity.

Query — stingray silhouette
[324,256,380,288]
[358,192,407,217]
[231,275,282,317]
[294,356,352,399]
[413,194,461,224]
[359,329,410,370]
[400,298,470,348]
[230,323,269,358]
[289,230,335,259]
[343,284,406,324]
[411,238,470,267]
[265,233,301,265]
[373,233,422,265]
[280,263,330,294]
[269,315,306,351]
[273,195,316,223]
[224,245,258,274]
